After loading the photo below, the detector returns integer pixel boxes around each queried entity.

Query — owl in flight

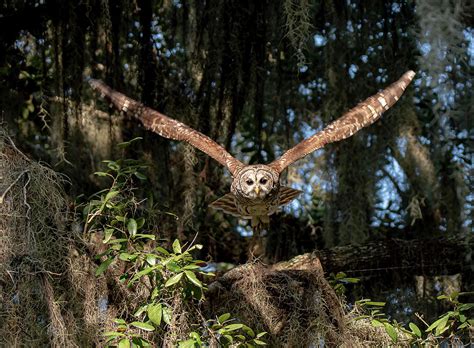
[90,70,415,230]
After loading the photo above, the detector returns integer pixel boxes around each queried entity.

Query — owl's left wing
[268,70,415,173]
[89,79,245,176]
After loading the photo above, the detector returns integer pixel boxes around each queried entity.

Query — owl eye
[259,178,268,185]
[246,179,254,185]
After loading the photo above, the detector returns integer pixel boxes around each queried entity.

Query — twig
[0,170,30,204]
[185,231,199,252]
[415,312,429,328]
[23,171,31,219]
[7,136,30,162]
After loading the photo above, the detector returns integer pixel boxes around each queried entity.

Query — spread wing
[209,193,246,218]
[89,79,245,176]
[278,186,303,206]
[268,70,416,173]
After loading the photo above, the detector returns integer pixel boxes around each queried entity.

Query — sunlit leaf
[105,190,119,202]
[371,319,384,327]
[365,301,385,307]
[218,313,231,324]
[147,303,162,326]
[184,271,202,288]
[127,218,137,236]
[254,339,267,345]
[162,307,172,325]
[165,272,183,287]
[118,338,131,348]
[96,258,113,276]
[383,322,397,343]
[409,322,421,338]
[103,228,114,243]
[166,261,181,272]
[172,239,182,254]
[130,321,155,331]
[242,325,255,338]
[156,246,170,255]
[223,323,243,331]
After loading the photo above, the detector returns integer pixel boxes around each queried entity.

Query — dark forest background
[0,0,473,345]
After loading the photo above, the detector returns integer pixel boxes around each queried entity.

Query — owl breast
[234,189,281,218]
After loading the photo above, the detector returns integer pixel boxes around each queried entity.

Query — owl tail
[251,215,270,232]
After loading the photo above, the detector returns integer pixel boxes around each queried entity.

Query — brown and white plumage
[89,71,415,230]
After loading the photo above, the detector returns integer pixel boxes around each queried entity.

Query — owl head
[231,165,280,199]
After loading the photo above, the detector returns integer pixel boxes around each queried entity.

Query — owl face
[231,165,279,200]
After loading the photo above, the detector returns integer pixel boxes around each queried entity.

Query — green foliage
[178,314,267,348]
[354,292,474,346]
[328,272,360,297]
[83,141,266,347]
[424,292,474,338]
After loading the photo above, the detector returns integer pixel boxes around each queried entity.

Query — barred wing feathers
[89,79,244,176]
[269,70,416,173]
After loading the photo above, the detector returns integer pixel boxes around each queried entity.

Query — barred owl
[90,70,415,230]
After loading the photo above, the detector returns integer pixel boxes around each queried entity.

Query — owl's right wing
[89,79,245,176]
[268,70,416,173]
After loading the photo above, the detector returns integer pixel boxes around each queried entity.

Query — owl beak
[254,186,260,195]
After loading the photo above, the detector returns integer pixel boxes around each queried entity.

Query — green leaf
[145,255,156,266]
[172,239,182,254]
[458,303,474,311]
[147,303,162,326]
[114,319,127,324]
[134,172,147,181]
[178,340,196,348]
[134,234,156,240]
[107,238,128,244]
[242,325,255,338]
[165,272,183,287]
[103,331,125,337]
[185,271,203,288]
[371,319,384,328]
[130,267,155,284]
[156,246,170,255]
[256,332,267,338]
[218,313,231,324]
[426,315,449,332]
[117,137,143,148]
[254,339,267,345]
[134,304,148,317]
[119,253,137,261]
[131,337,151,347]
[103,228,114,243]
[136,217,146,228]
[189,332,201,344]
[162,307,172,325]
[96,258,113,276]
[223,335,233,343]
[105,190,119,202]
[434,316,449,336]
[383,323,398,343]
[409,322,421,338]
[127,218,138,236]
[166,261,182,272]
[130,321,155,331]
[365,301,386,307]
[223,323,244,331]
[118,338,131,348]
[94,171,109,177]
